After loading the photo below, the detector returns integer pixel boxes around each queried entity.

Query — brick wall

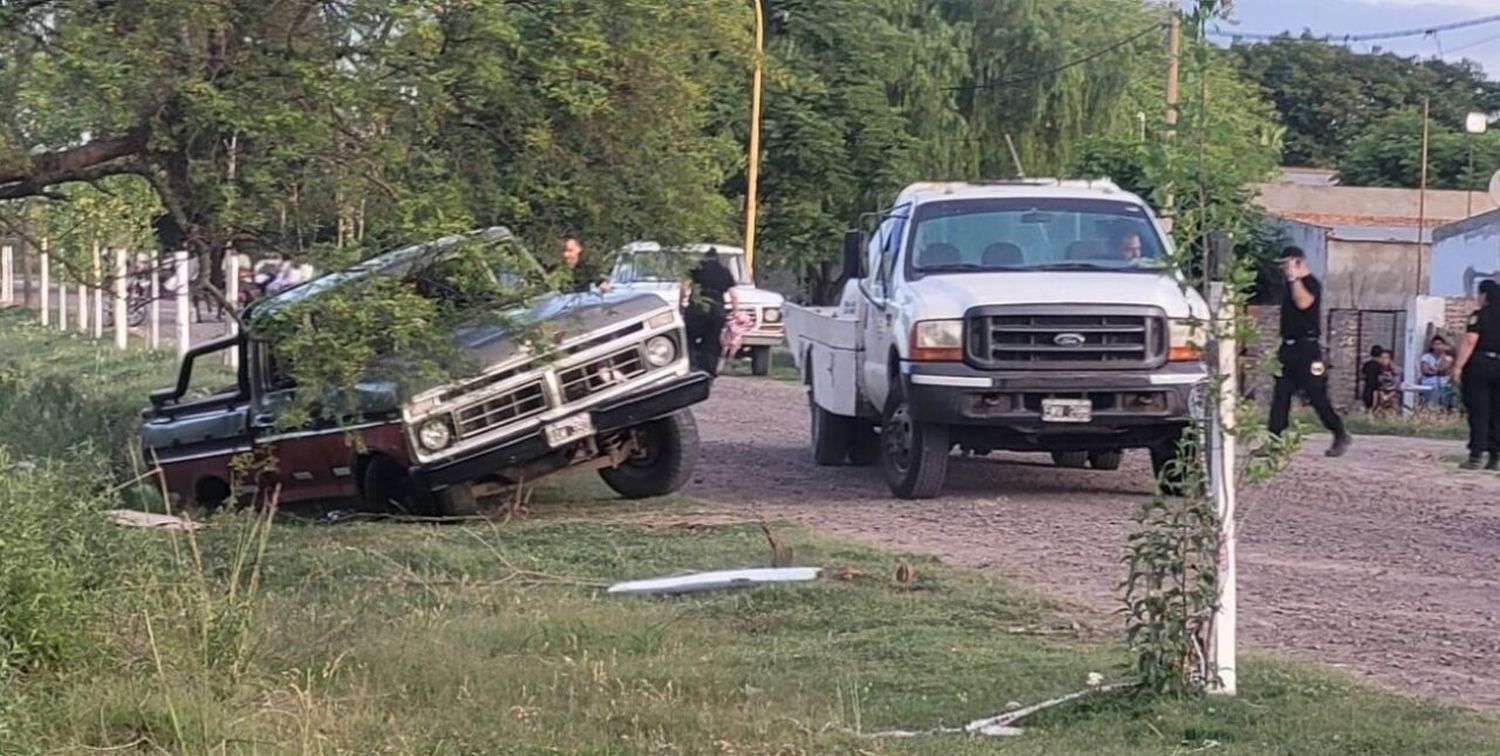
[1445,297,1480,338]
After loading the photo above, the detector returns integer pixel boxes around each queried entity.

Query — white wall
[1430,216,1500,297]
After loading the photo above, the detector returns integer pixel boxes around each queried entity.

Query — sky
[1214,0,1500,82]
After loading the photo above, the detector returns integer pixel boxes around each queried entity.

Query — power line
[1209,12,1500,44]
[952,23,1165,92]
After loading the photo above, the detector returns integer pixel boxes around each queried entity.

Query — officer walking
[1452,279,1500,470]
[1268,246,1352,457]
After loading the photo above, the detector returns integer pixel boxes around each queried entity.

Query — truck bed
[783,304,862,417]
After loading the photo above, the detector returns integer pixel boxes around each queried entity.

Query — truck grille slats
[558,347,648,403]
[967,308,1166,370]
[454,380,549,438]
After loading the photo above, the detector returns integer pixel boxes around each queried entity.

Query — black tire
[128,303,148,328]
[600,410,700,499]
[1149,433,1201,496]
[1051,451,1089,469]
[881,396,950,499]
[848,420,882,467]
[439,483,480,516]
[193,476,232,512]
[362,455,439,515]
[810,394,854,466]
[1088,449,1124,471]
[750,346,772,377]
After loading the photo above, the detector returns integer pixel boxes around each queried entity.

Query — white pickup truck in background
[784,180,1209,499]
[610,242,786,375]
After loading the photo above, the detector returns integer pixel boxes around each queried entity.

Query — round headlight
[763,307,782,323]
[644,335,677,367]
[418,417,454,451]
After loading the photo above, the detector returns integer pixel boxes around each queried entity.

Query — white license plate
[543,414,595,447]
[1041,399,1093,424]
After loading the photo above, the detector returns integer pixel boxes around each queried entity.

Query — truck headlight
[763,307,782,323]
[911,319,964,362]
[644,335,676,367]
[417,417,454,451]
[1169,319,1203,362]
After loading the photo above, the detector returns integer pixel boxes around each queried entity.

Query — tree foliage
[1230,37,1500,170]
[1337,108,1500,190]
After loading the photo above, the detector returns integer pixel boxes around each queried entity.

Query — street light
[1465,111,1489,218]
[743,0,765,277]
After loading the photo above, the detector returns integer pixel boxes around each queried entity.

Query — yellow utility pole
[743,0,765,277]
[1163,0,1181,232]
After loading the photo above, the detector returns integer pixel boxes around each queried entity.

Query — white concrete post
[1,243,12,304]
[175,250,190,359]
[113,248,128,350]
[39,239,50,326]
[76,278,87,333]
[149,249,161,349]
[57,260,67,332]
[225,247,240,369]
[91,242,104,339]
[1207,282,1238,696]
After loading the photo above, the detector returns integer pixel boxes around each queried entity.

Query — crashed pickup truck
[141,227,710,514]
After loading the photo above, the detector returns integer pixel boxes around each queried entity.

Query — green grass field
[5,307,1500,754]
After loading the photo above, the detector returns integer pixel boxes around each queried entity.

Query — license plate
[543,414,595,447]
[1041,399,1093,424]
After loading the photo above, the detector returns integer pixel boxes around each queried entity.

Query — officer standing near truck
[1268,246,1352,458]
[1452,279,1500,470]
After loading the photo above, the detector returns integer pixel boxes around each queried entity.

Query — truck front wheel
[1149,433,1202,496]
[751,346,772,376]
[882,399,950,499]
[600,411,700,499]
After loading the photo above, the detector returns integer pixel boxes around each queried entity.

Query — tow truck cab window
[870,206,909,290]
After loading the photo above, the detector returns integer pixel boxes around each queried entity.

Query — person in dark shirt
[682,248,740,377]
[1452,279,1500,470]
[1360,345,1386,411]
[1268,246,1351,457]
[551,235,609,294]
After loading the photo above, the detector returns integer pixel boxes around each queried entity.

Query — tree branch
[0,125,151,200]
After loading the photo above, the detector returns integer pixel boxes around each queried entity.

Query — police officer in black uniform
[1268,246,1352,457]
[1452,279,1500,470]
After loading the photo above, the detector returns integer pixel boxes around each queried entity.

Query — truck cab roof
[893,179,1132,207]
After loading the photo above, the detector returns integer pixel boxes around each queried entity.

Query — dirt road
[688,377,1500,709]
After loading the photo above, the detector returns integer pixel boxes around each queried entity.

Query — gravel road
[688,377,1500,709]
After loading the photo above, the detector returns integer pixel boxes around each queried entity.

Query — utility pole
[1417,97,1430,293]
[742,0,766,277]
[1163,0,1181,232]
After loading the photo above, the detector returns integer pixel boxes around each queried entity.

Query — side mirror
[842,230,867,281]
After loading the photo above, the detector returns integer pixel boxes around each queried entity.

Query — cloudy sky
[1216,0,1500,80]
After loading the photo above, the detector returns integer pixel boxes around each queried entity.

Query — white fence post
[39,239,50,326]
[76,277,87,334]
[175,250,190,359]
[57,259,67,332]
[114,247,128,350]
[150,249,161,349]
[225,247,240,369]
[1,243,12,304]
[91,242,103,339]
[1207,282,1238,696]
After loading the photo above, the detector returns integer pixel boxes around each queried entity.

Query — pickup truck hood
[907,271,1208,320]
[452,290,667,367]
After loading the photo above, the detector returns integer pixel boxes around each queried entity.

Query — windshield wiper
[919,263,991,273]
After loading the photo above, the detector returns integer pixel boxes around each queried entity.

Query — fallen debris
[607,567,821,596]
[105,509,203,532]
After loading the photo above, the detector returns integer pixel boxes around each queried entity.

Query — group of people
[1360,336,1458,414]
[1272,245,1500,471]
[551,236,740,377]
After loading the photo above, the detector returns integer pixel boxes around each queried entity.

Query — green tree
[1230,37,1500,168]
[1337,108,1500,190]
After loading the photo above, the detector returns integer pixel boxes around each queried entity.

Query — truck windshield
[614,250,751,286]
[906,198,1168,274]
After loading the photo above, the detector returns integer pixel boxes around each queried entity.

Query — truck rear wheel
[600,411,700,499]
[810,394,853,466]
[1088,449,1124,471]
[751,346,772,377]
[849,420,881,466]
[882,399,949,499]
[1051,451,1089,469]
